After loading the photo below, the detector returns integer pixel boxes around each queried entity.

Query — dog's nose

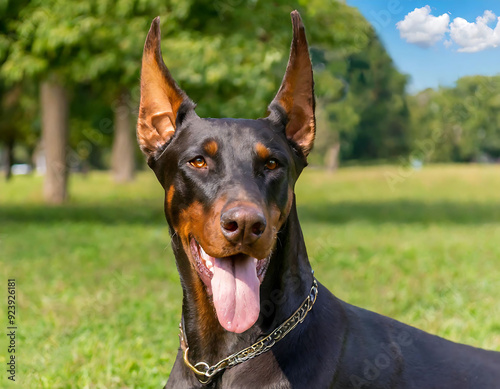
[220,205,266,245]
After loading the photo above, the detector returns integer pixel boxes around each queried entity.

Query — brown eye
[189,156,207,169]
[265,159,278,170]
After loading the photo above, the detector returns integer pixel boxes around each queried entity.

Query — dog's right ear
[137,17,195,160]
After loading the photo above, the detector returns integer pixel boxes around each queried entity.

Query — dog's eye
[189,156,207,169]
[265,159,278,170]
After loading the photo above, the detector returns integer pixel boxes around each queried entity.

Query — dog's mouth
[189,237,270,333]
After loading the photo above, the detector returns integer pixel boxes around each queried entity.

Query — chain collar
[179,276,318,385]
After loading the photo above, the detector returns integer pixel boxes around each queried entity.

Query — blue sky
[346,1,500,93]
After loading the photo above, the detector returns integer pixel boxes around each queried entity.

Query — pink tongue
[211,255,260,333]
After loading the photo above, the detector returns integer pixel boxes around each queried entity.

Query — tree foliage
[312,27,410,164]
[1,0,413,173]
[409,75,500,162]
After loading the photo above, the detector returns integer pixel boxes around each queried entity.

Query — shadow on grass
[0,202,165,226]
[1,199,500,226]
[297,200,500,225]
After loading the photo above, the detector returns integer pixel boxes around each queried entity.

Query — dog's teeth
[196,243,214,272]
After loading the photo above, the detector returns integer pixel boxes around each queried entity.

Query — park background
[0,0,499,387]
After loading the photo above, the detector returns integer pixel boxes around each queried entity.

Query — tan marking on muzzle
[166,184,176,220]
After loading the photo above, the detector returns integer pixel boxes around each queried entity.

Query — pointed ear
[268,11,315,157]
[137,17,195,159]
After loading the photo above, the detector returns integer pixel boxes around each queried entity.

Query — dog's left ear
[268,10,315,157]
[137,17,195,159]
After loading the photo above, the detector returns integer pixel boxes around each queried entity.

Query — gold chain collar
[179,276,318,385]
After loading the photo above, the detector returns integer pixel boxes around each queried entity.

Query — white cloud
[396,6,450,48]
[449,10,500,52]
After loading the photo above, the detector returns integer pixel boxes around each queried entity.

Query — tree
[0,0,33,180]
[408,75,500,162]
[0,86,21,180]
[310,22,410,166]
[111,90,135,182]
[1,0,169,196]
[343,32,410,161]
[40,77,69,202]
[1,0,411,190]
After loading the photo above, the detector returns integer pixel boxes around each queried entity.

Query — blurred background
[0,1,499,388]
[1,0,499,192]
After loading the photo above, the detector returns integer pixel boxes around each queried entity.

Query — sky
[345,0,500,93]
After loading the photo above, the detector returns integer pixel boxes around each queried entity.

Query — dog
[136,10,500,388]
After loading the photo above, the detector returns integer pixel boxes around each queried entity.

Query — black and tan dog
[136,11,500,389]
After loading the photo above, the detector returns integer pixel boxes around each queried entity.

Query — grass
[1,164,499,388]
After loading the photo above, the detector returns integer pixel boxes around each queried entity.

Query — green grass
[1,165,499,388]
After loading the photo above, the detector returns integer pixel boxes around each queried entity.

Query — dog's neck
[171,198,313,365]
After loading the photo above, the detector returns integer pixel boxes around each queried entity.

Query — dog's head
[137,11,315,333]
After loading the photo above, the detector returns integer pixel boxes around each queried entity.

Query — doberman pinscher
[136,11,500,389]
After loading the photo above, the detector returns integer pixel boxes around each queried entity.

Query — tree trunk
[325,142,340,172]
[41,79,69,204]
[4,137,14,181]
[111,90,135,182]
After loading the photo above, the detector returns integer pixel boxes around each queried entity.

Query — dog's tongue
[211,255,260,333]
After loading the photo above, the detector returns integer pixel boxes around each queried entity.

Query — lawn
[1,165,499,388]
